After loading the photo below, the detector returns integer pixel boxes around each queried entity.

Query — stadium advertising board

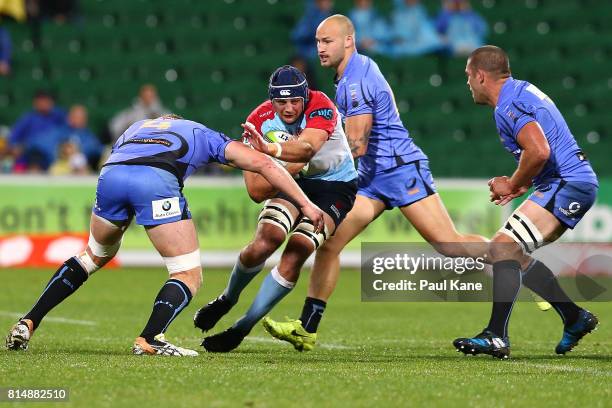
[0,176,508,252]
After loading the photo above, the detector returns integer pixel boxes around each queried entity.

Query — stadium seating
[0,0,610,176]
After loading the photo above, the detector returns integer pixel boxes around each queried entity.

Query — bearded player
[193,65,358,352]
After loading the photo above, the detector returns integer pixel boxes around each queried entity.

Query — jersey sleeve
[342,76,376,117]
[304,92,337,135]
[206,130,233,164]
[495,102,537,142]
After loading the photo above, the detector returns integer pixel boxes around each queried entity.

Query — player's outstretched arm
[225,141,324,231]
[345,114,373,158]
[243,161,309,203]
[243,171,277,203]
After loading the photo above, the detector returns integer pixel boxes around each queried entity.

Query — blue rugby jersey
[494,78,598,187]
[105,118,232,184]
[334,52,427,176]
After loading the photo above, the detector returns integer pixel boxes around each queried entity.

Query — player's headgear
[268,65,309,103]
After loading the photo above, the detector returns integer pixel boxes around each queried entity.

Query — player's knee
[78,233,123,275]
[245,229,285,262]
[271,265,297,290]
[489,234,523,262]
[173,267,202,295]
[316,238,342,259]
[75,250,103,275]
[88,232,122,260]
[162,249,202,293]
[292,218,330,251]
[277,236,315,282]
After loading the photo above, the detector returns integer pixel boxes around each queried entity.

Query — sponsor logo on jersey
[349,83,359,108]
[330,204,341,219]
[124,138,173,147]
[559,201,581,217]
[506,109,517,122]
[152,197,180,220]
[308,108,333,120]
[538,184,553,192]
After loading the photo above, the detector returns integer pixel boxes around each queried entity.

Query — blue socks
[140,279,193,341]
[486,260,522,338]
[24,257,88,329]
[232,266,294,334]
[223,258,265,304]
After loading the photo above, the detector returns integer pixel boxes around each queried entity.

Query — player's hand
[241,122,270,155]
[300,202,325,233]
[488,176,517,199]
[494,186,529,206]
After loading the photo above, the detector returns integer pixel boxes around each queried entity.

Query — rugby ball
[264,130,293,144]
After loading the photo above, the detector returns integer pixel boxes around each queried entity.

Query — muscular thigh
[89,213,129,245]
[399,193,460,242]
[145,219,199,257]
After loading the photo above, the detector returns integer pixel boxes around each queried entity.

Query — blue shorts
[528,179,597,229]
[358,160,437,209]
[93,165,191,226]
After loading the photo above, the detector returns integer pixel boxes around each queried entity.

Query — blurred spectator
[348,0,391,56]
[39,0,78,24]
[289,54,318,91]
[0,130,13,173]
[109,84,169,142]
[435,0,488,56]
[44,104,103,170]
[49,140,89,175]
[390,0,446,57]
[291,0,334,59]
[0,23,11,76]
[0,0,26,22]
[8,90,67,172]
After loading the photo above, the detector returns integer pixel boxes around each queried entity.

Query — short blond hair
[320,14,355,36]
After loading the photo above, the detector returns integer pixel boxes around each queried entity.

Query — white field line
[515,362,612,376]
[0,311,97,326]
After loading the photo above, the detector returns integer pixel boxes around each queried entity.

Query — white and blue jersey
[495,78,598,227]
[94,118,232,225]
[335,51,434,209]
[247,90,357,183]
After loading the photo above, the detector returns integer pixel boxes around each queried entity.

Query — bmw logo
[162,201,172,211]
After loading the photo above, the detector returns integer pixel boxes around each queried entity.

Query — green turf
[1,268,610,408]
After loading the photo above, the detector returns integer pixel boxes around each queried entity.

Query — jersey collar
[334,51,359,87]
[496,76,516,109]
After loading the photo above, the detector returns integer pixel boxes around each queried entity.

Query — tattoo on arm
[349,134,370,155]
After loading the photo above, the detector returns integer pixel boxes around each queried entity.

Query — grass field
[1,267,611,407]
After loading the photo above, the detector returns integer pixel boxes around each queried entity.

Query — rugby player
[193,65,358,352]
[5,114,325,356]
[453,45,599,359]
[263,14,488,351]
